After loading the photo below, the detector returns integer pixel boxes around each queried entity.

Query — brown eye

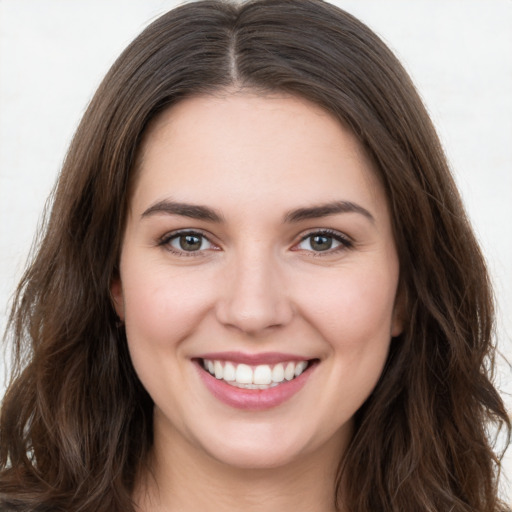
[179,234,203,251]
[310,234,333,251]
[164,231,214,253]
[295,230,352,253]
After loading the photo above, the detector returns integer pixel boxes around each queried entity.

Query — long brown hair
[1,1,509,510]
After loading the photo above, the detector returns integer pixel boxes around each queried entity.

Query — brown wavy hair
[1,1,509,510]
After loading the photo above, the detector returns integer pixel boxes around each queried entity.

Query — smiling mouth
[199,358,316,390]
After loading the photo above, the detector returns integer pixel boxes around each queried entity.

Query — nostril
[215,298,294,335]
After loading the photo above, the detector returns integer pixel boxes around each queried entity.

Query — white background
[0,0,511,495]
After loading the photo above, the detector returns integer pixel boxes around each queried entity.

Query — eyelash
[158,230,216,257]
[158,228,353,256]
[295,229,353,255]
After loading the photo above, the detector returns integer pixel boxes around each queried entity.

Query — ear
[391,282,406,337]
[110,276,125,321]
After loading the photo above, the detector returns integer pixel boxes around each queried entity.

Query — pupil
[180,234,202,251]
[311,235,332,251]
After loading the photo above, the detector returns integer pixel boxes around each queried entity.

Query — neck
[134,417,348,512]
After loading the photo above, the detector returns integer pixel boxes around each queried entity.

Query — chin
[188,417,350,472]
[206,440,311,470]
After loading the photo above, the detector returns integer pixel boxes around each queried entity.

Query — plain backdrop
[0,0,511,492]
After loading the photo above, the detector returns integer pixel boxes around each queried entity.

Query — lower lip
[195,361,315,411]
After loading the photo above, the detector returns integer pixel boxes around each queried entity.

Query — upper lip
[195,351,313,365]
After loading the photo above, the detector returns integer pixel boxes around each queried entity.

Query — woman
[0,1,509,511]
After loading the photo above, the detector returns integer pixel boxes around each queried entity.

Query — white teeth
[271,363,285,383]
[202,359,310,387]
[214,360,223,379]
[284,362,295,381]
[235,363,253,384]
[253,365,272,385]
[294,361,308,377]
[229,382,279,390]
[223,362,236,381]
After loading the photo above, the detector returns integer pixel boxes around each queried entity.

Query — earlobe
[391,309,404,337]
[110,277,125,321]
[391,284,406,337]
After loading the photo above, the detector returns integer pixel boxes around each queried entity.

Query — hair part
[1,1,510,511]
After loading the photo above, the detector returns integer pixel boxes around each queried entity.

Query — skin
[111,92,403,512]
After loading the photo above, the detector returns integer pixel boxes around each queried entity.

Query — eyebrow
[283,201,375,223]
[141,199,374,224]
[141,200,224,223]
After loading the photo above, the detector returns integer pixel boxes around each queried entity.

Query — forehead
[131,92,386,219]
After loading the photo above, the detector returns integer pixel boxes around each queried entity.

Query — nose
[215,250,294,335]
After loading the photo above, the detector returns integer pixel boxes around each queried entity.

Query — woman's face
[112,93,402,470]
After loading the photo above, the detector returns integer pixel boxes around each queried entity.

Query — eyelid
[158,229,220,255]
[292,228,354,254]
[157,227,353,256]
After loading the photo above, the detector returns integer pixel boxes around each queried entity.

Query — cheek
[121,260,216,350]
[300,266,397,416]
[120,262,217,415]
[292,258,399,403]
[300,268,397,343]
